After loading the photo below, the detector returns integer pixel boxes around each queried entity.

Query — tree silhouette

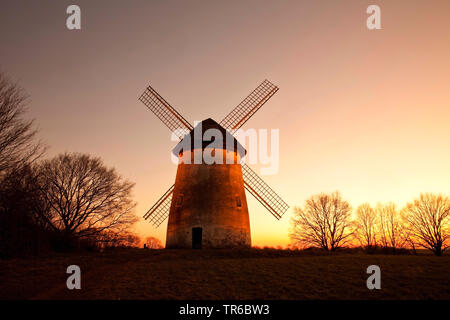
[290,191,353,251]
[35,153,138,241]
[402,193,449,256]
[145,236,163,249]
[0,72,44,173]
[0,165,49,257]
[376,203,405,250]
[354,203,377,249]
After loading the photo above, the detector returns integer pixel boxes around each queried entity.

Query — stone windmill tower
[139,80,289,249]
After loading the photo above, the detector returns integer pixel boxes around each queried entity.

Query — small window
[176,194,184,207]
[235,196,242,207]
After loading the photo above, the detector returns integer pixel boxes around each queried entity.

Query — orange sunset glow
[1,0,449,248]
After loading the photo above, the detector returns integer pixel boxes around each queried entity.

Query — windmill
[139,80,289,249]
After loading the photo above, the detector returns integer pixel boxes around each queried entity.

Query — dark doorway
[192,227,202,249]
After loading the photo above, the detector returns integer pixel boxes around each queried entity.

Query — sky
[1,0,449,247]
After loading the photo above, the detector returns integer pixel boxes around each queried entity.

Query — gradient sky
[1,0,449,247]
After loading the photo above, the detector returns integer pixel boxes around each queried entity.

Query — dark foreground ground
[0,248,449,300]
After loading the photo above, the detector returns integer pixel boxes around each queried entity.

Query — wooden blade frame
[220,79,288,219]
[139,85,193,139]
[241,163,289,219]
[220,79,279,135]
[143,185,174,227]
[139,84,194,226]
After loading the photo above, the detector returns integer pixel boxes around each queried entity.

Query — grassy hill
[1,248,449,300]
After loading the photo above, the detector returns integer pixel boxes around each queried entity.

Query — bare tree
[377,203,405,250]
[290,191,353,251]
[0,72,44,173]
[402,228,418,255]
[402,193,450,256]
[91,230,141,248]
[354,203,377,249]
[145,236,163,249]
[123,233,141,247]
[35,153,138,240]
[0,164,48,257]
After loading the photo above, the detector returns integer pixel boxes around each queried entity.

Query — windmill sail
[241,163,289,220]
[143,185,174,227]
[139,85,193,225]
[220,79,288,220]
[141,80,288,228]
[139,85,193,139]
[220,79,279,135]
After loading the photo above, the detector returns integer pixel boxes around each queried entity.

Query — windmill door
[192,227,202,249]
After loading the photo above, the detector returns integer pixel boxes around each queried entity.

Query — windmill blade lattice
[241,163,289,220]
[220,79,279,135]
[143,185,174,227]
[139,85,193,139]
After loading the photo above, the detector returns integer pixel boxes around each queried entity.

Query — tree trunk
[434,244,442,256]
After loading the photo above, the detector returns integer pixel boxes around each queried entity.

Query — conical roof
[172,118,246,157]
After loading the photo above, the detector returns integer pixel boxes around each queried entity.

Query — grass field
[0,248,449,300]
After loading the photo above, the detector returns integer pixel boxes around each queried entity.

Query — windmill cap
[172,118,246,157]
